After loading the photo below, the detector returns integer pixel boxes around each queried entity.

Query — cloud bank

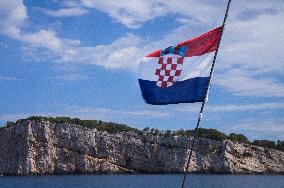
[1,0,284,98]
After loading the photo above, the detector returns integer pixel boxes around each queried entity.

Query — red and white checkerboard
[155,57,184,88]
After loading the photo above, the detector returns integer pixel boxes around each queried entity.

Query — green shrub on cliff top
[7,116,142,135]
[228,133,249,144]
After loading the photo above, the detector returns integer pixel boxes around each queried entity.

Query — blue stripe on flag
[138,77,209,105]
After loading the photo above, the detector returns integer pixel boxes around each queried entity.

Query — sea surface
[0,175,283,188]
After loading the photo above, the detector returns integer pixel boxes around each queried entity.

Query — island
[0,116,283,175]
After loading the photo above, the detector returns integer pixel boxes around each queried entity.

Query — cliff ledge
[0,120,283,175]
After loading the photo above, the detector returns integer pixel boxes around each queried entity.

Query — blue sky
[0,0,284,141]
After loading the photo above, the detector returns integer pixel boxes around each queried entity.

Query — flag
[138,27,223,105]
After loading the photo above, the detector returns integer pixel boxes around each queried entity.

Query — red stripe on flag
[146,26,223,58]
[167,57,172,64]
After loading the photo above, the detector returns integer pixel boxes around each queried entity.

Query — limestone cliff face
[0,120,283,175]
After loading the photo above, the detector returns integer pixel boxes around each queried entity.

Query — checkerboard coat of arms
[155,45,187,88]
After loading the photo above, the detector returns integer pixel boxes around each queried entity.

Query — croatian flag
[138,27,223,105]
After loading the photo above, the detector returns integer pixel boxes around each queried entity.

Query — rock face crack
[0,120,284,175]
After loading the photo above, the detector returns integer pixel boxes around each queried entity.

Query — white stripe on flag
[138,52,214,81]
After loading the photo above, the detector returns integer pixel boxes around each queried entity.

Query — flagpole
[181,0,232,187]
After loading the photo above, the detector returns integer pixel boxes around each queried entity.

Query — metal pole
[181,0,232,187]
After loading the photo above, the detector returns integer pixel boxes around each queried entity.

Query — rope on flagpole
[181,0,232,187]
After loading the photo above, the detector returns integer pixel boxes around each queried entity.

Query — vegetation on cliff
[5,116,142,135]
[3,116,284,152]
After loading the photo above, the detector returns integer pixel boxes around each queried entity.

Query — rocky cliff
[0,120,283,175]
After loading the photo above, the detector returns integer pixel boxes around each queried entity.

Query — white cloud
[51,73,89,81]
[0,0,144,70]
[65,106,170,118]
[13,29,80,61]
[207,102,284,112]
[22,30,63,50]
[0,0,80,55]
[225,120,284,140]
[61,0,223,28]
[76,0,167,28]
[0,0,27,28]
[175,102,284,113]
[220,8,284,73]
[69,33,143,70]
[215,69,284,97]
[0,76,17,80]
[37,7,89,17]
[1,0,284,98]
[211,1,284,97]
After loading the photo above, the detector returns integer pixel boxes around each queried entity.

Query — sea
[0,175,283,188]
